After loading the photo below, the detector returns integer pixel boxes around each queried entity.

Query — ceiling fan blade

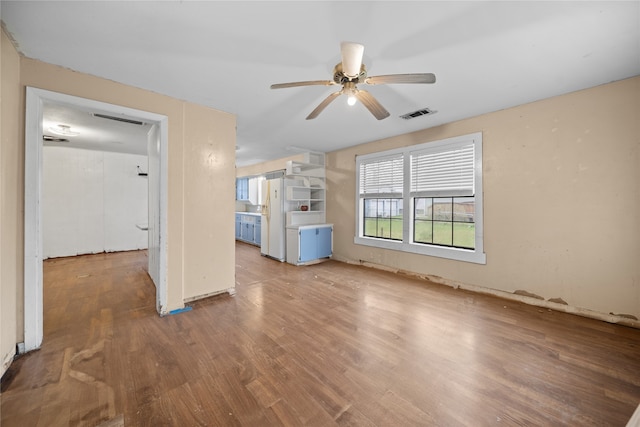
[270,80,335,89]
[354,90,390,120]
[306,91,342,120]
[341,41,364,79]
[365,73,436,85]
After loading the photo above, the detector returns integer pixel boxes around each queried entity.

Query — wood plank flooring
[2,242,640,426]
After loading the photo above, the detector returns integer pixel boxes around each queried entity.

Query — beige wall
[19,57,237,310]
[183,102,236,300]
[20,58,191,314]
[0,28,236,371]
[1,28,22,376]
[327,76,640,320]
[236,153,304,178]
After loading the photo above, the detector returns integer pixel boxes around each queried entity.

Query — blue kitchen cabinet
[235,214,242,239]
[287,224,332,265]
[255,217,262,245]
[241,222,255,242]
[235,213,261,246]
[236,177,249,201]
[299,228,317,262]
[316,226,332,258]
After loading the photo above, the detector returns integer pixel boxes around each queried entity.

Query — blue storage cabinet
[235,213,261,246]
[298,228,317,262]
[235,214,242,239]
[241,221,255,241]
[255,216,262,245]
[286,224,333,265]
[236,177,249,201]
[316,226,332,258]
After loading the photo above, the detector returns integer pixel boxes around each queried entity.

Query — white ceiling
[2,1,639,167]
[42,101,152,156]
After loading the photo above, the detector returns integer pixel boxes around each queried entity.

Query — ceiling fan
[270,42,436,120]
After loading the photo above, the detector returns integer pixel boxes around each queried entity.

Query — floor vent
[400,108,435,120]
[93,113,145,126]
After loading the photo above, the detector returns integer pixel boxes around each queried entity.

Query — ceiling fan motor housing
[333,63,367,84]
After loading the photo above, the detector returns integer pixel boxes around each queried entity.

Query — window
[363,199,403,240]
[355,132,485,264]
[414,197,475,249]
[359,154,404,241]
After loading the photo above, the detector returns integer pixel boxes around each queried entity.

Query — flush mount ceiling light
[47,124,80,137]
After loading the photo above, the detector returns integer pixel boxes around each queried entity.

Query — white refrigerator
[260,177,286,261]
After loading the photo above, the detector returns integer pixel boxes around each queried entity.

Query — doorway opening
[24,87,169,352]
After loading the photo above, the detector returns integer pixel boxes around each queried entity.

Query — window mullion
[450,198,454,245]
[403,153,411,243]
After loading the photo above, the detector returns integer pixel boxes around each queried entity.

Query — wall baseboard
[1,346,17,379]
[183,287,236,304]
[332,255,640,330]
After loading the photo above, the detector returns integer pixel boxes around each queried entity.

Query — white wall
[43,146,148,258]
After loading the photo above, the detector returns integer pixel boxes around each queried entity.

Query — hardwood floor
[2,243,639,426]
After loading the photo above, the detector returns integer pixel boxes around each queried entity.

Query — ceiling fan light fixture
[48,124,80,137]
[340,41,364,79]
[343,81,358,106]
[270,42,436,120]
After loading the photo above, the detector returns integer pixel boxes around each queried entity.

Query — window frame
[355,132,486,264]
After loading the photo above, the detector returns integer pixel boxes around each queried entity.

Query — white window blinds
[410,140,475,197]
[358,154,404,197]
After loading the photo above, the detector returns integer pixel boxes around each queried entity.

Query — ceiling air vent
[399,107,436,120]
[93,113,145,126]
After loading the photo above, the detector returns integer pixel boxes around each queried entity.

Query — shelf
[286,161,325,178]
[286,211,325,226]
[286,186,325,201]
[287,177,325,189]
[302,152,325,166]
[284,153,326,226]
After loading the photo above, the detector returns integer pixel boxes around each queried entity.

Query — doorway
[24,87,169,352]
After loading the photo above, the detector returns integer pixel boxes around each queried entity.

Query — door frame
[24,87,169,352]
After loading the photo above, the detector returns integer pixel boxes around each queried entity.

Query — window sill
[354,236,486,264]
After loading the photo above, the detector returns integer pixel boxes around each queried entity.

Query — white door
[147,124,160,286]
[145,122,168,313]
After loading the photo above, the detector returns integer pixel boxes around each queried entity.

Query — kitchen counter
[286,223,333,230]
[236,211,261,217]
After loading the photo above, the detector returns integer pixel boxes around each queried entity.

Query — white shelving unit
[285,152,326,226]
